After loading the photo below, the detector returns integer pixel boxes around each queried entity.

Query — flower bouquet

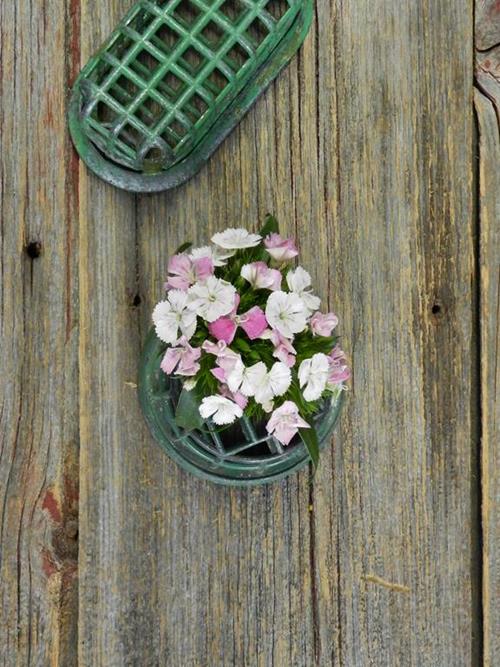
[139,217,350,484]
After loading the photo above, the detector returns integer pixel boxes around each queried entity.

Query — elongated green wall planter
[138,329,344,486]
[69,0,313,192]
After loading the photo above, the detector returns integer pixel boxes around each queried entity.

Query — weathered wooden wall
[0,0,497,665]
[0,0,80,663]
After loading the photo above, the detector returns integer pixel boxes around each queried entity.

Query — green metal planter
[138,329,344,486]
[69,0,313,192]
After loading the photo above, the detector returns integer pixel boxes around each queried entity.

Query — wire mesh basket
[138,329,344,486]
[69,0,313,192]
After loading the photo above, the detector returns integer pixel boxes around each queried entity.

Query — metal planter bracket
[69,0,313,192]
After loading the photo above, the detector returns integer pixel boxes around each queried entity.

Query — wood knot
[40,480,79,577]
[64,520,78,541]
[25,240,42,259]
[52,520,78,560]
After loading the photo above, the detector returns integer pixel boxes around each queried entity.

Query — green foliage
[284,376,323,417]
[174,241,193,255]
[190,321,209,347]
[294,331,338,364]
[299,424,319,470]
[237,336,275,366]
[259,214,279,237]
[175,388,203,430]
[193,352,218,397]
[238,285,270,312]
[242,399,266,422]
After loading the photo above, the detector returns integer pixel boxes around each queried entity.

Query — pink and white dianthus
[151,223,350,448]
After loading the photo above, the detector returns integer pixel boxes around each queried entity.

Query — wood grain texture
[310,2,479,664]
[0,1,80,664]
[475,37,500,667]
[476,0,500,51]
[1,0,493,665]
[76,0,480,666]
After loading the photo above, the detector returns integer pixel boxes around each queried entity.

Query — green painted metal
[138,329,344,486]
[69,0,313,192]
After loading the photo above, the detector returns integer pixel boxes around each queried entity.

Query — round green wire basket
[138,328,344,486]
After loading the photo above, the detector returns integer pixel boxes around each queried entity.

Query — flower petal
[310,312,339,337]
[239,306,268,340]
[209,317,238,344]
[212,228,262,250]
[160,347,182,374]
[268,362,292,397]
[266,401,309,446]
[298,353,329,401]
[188,276,236,322]
[286,266,312,293]
[265,291,307,339]
[264,233,298,262]
[199,395,243,425]
[152,301,179,344]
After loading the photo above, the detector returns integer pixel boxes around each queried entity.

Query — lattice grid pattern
[78,0,297,172]
[153,371,335,464]
[163,376,288,461]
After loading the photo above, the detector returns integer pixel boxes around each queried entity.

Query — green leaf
[174,241,193,255]
[175,389,203,431]
[259,214,279,238]
[299,425,320,470]
[232,337,252,354]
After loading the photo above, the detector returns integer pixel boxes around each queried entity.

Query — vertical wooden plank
[0,1,80,664]
[76,1,151,663]
[311,1,479,665]
[475,42,500,667]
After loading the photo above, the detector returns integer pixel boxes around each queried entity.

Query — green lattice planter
[138,329,344,486]
[69,0,313,192]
